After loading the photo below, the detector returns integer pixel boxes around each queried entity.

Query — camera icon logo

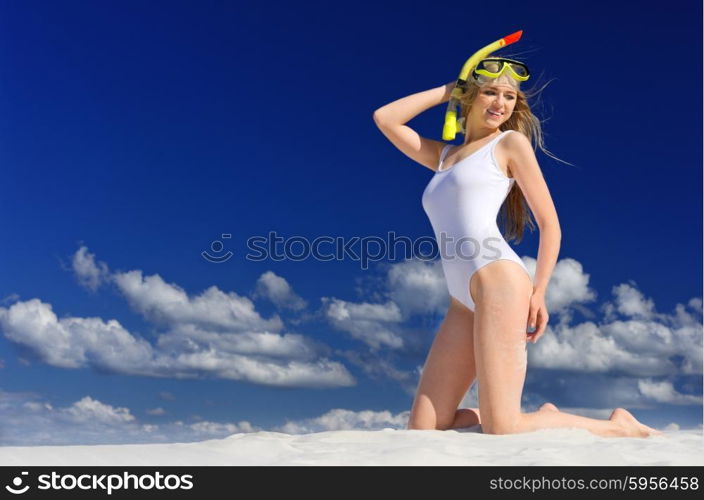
[5,471,30,494]
[202,233,234,263]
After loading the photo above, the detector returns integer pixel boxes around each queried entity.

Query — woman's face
[470,80,518,127]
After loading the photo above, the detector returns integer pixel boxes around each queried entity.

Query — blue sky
[0,0,701,445]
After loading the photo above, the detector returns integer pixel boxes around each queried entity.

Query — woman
[373,57,662,438]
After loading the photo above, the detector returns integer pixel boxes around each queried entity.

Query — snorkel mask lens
[473,57,530,82]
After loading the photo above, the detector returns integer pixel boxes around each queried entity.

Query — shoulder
[500,130,535,164]
[501,129,532,151]
[498,130,543,178]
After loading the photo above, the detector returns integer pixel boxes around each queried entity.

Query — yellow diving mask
[442,30,527,140]
[472,57,530,82]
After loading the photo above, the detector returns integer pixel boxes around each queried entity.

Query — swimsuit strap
[437,144,453,171]
[490,129,512,145]
[497,129,513,141]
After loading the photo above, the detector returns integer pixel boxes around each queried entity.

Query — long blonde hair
[457,67,572,243]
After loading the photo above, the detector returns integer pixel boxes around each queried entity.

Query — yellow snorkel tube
[442,30,524,141]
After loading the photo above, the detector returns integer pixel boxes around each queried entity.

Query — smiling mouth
[487,110,503,118]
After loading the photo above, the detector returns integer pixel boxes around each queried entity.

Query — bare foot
[609,408,664,438]
[539,402,559,413]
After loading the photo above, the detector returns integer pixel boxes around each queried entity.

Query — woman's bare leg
[470,260,661,438]
[470,260,532,433]
[407,297,478,430]
[447,402,559,430]
[517,407,663,437]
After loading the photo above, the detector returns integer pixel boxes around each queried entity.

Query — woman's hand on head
[440,80,457,102]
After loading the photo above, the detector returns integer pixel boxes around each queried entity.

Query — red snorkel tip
[502,30,523,45]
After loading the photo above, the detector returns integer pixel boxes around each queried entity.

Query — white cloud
[540,258,598,312]
[274,408,409,434]
[638,380,703,405]
[687,297,702,314]
[0,390,415,446]
[254,271,307,311]
[322,297,404,350]
[0,297,354,389]
[519,371,701,414]
[62,396,135,424]
[155,323,328,361]
[113,269,284,332]
[530,320,674,376]
[385,259,448,317]
[0,390,259,446]
[0,298,154,371]
[146,407,166,416]
[321,258,453,353]
[529,284,702,377]
[189,420,255,435]
[70,246,285,333]
[72,246,110,292]
[1,246,355,388]
[609,282,656,318]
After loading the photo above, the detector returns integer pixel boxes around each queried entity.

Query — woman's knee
[406,416,436,430]
[407,420,453,431]
[407,406,454,430]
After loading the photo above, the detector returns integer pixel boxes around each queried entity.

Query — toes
[642,424,664,436]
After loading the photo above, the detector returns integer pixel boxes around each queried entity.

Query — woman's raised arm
[373,81,455,172]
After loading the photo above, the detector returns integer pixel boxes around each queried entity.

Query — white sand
[1,427,702,466]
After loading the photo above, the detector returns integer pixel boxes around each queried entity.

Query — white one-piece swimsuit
[421,129,531,312]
